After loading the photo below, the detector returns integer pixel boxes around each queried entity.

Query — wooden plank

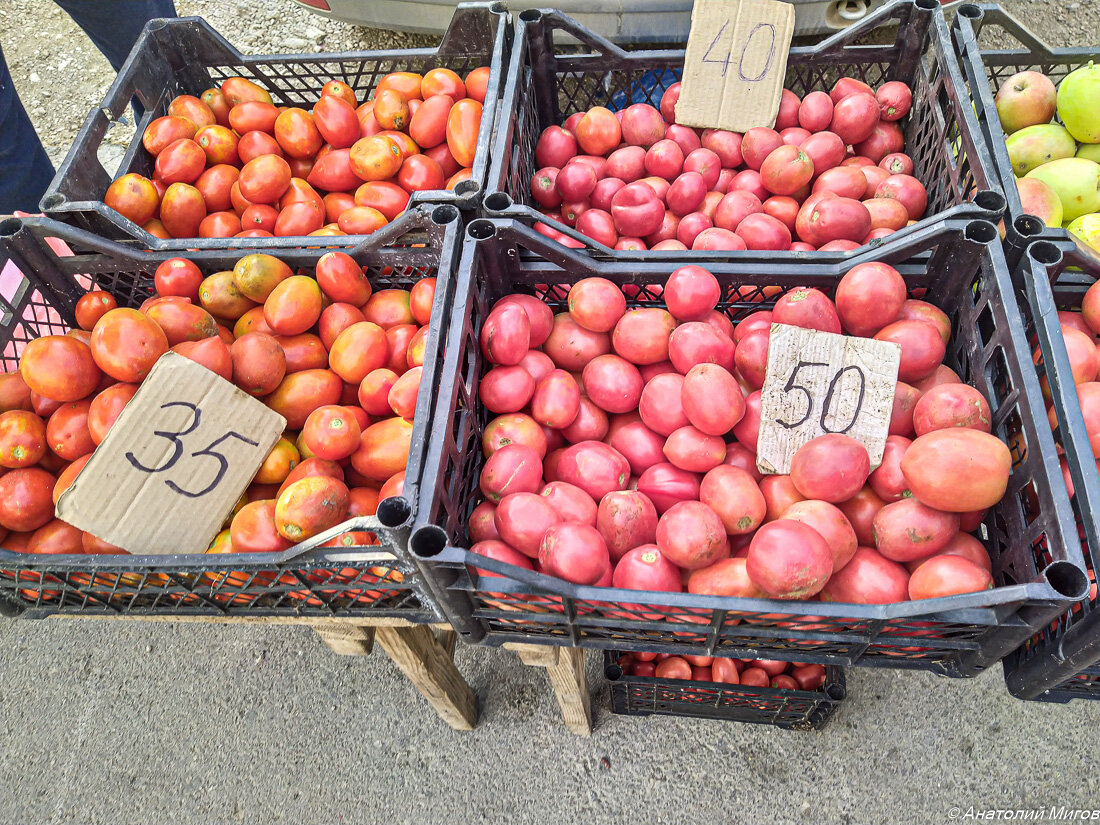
[544,647,592,737]
[375,625,478,732]
[313,624,375,656]
[506,642,560,667]
[506,643,592,736]
[433,628,458,659]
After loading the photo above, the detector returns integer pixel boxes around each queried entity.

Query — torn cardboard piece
[676,0,795,132]
[56,352,286,555]
[756,323,901,475]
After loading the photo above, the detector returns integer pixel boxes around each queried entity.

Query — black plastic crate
[1000,239,1100,701]
[39,2,510,251]
[0,205,461,620]
[409,216,1090,676]
[481,0,1003,258]
[950,4,1100,262]
[603,651,846,730]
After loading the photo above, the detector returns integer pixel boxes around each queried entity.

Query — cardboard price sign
[675,0,795,132]
[756,324,901,475]
[56,352,286,555]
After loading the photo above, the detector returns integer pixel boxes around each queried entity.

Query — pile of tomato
[529,77,927,252]
[615,651,827,691]
[103,68,489,240]
[0,251,432,571]
[467,263,1011,608]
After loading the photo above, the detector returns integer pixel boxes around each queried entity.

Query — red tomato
[75,292,118,332]
[397,154,445,193]
[908,555,993,600]
[464,66,491,103]
[274,108,323,159]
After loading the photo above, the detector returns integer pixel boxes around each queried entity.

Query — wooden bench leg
[508,644,592,736]
[375,625,478,732]
[313,624,376,656]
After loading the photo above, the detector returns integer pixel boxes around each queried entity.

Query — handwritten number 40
[702,21,777,81]
[125,401,259,499]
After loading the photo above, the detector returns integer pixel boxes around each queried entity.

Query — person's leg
[54,0,178,72]
[0,43,56,214]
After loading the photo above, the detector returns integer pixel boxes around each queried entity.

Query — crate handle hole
[974,190,1006,215]
[377,496,412,529]
[957,4,983,20]
[488,1,507,14]
[605,663,624,680]
[410,524,449,559]
[40,193,66,212]
[964,220,997,245]
[0,218,23,238]
[468,219,497,241]
[1044,560,1090,601]
[1030,241,1062,267]
[1013,214,1046,240]
[432,204,460,226]
[826,683,847,701]
[519,9,543,23]
[914,0,938,10]
[483,193,512,212]
[454,180,480,198]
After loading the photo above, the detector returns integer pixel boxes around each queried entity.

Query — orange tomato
[351,416,414,482]
[89,308,169,384]
[274,108,323,159]
[228,100,280,134]
[19,336,101,402]
[194,164,239,212]
[264,276,323,336]
[142,115,196,155]
[256,436,300,484]
[372,89,410,131]
[321,79,357,108]
[446,99,482,167]
[377,72,423,101]
[169,94,216,128]
[421,68,465,100]
[377,130,419,160]
[237,130,284,163]
[464,66,491,103]
[221,76,272,107]
[353,181,409,221]
[200,88,231,127]
[238,155,292,204]
[159,182,207,238]
[337,206,388,235]
[349,136,403,181]
[198,211,241,238]
[328,321,389,384]
[446,168,473,191]
[312,95,360,149]
[104,173,159,225]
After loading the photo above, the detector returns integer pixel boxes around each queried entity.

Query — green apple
[995,70,1057,134]
[1057,62,1100,144]
[1016,177,1063,227]
[1026,158,1100,222]
[1067,213,1100,256]
[1005,123,1076,176]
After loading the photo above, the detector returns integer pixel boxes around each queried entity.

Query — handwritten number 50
[125,402,259,498]
[774,361,867,434]
[702,21,777,82]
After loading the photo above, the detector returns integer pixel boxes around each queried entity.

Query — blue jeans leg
[0,42,56,214]
[53,0,179,72]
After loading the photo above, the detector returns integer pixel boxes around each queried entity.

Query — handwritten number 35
[125,401,259,498]
[702,21,776,81]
